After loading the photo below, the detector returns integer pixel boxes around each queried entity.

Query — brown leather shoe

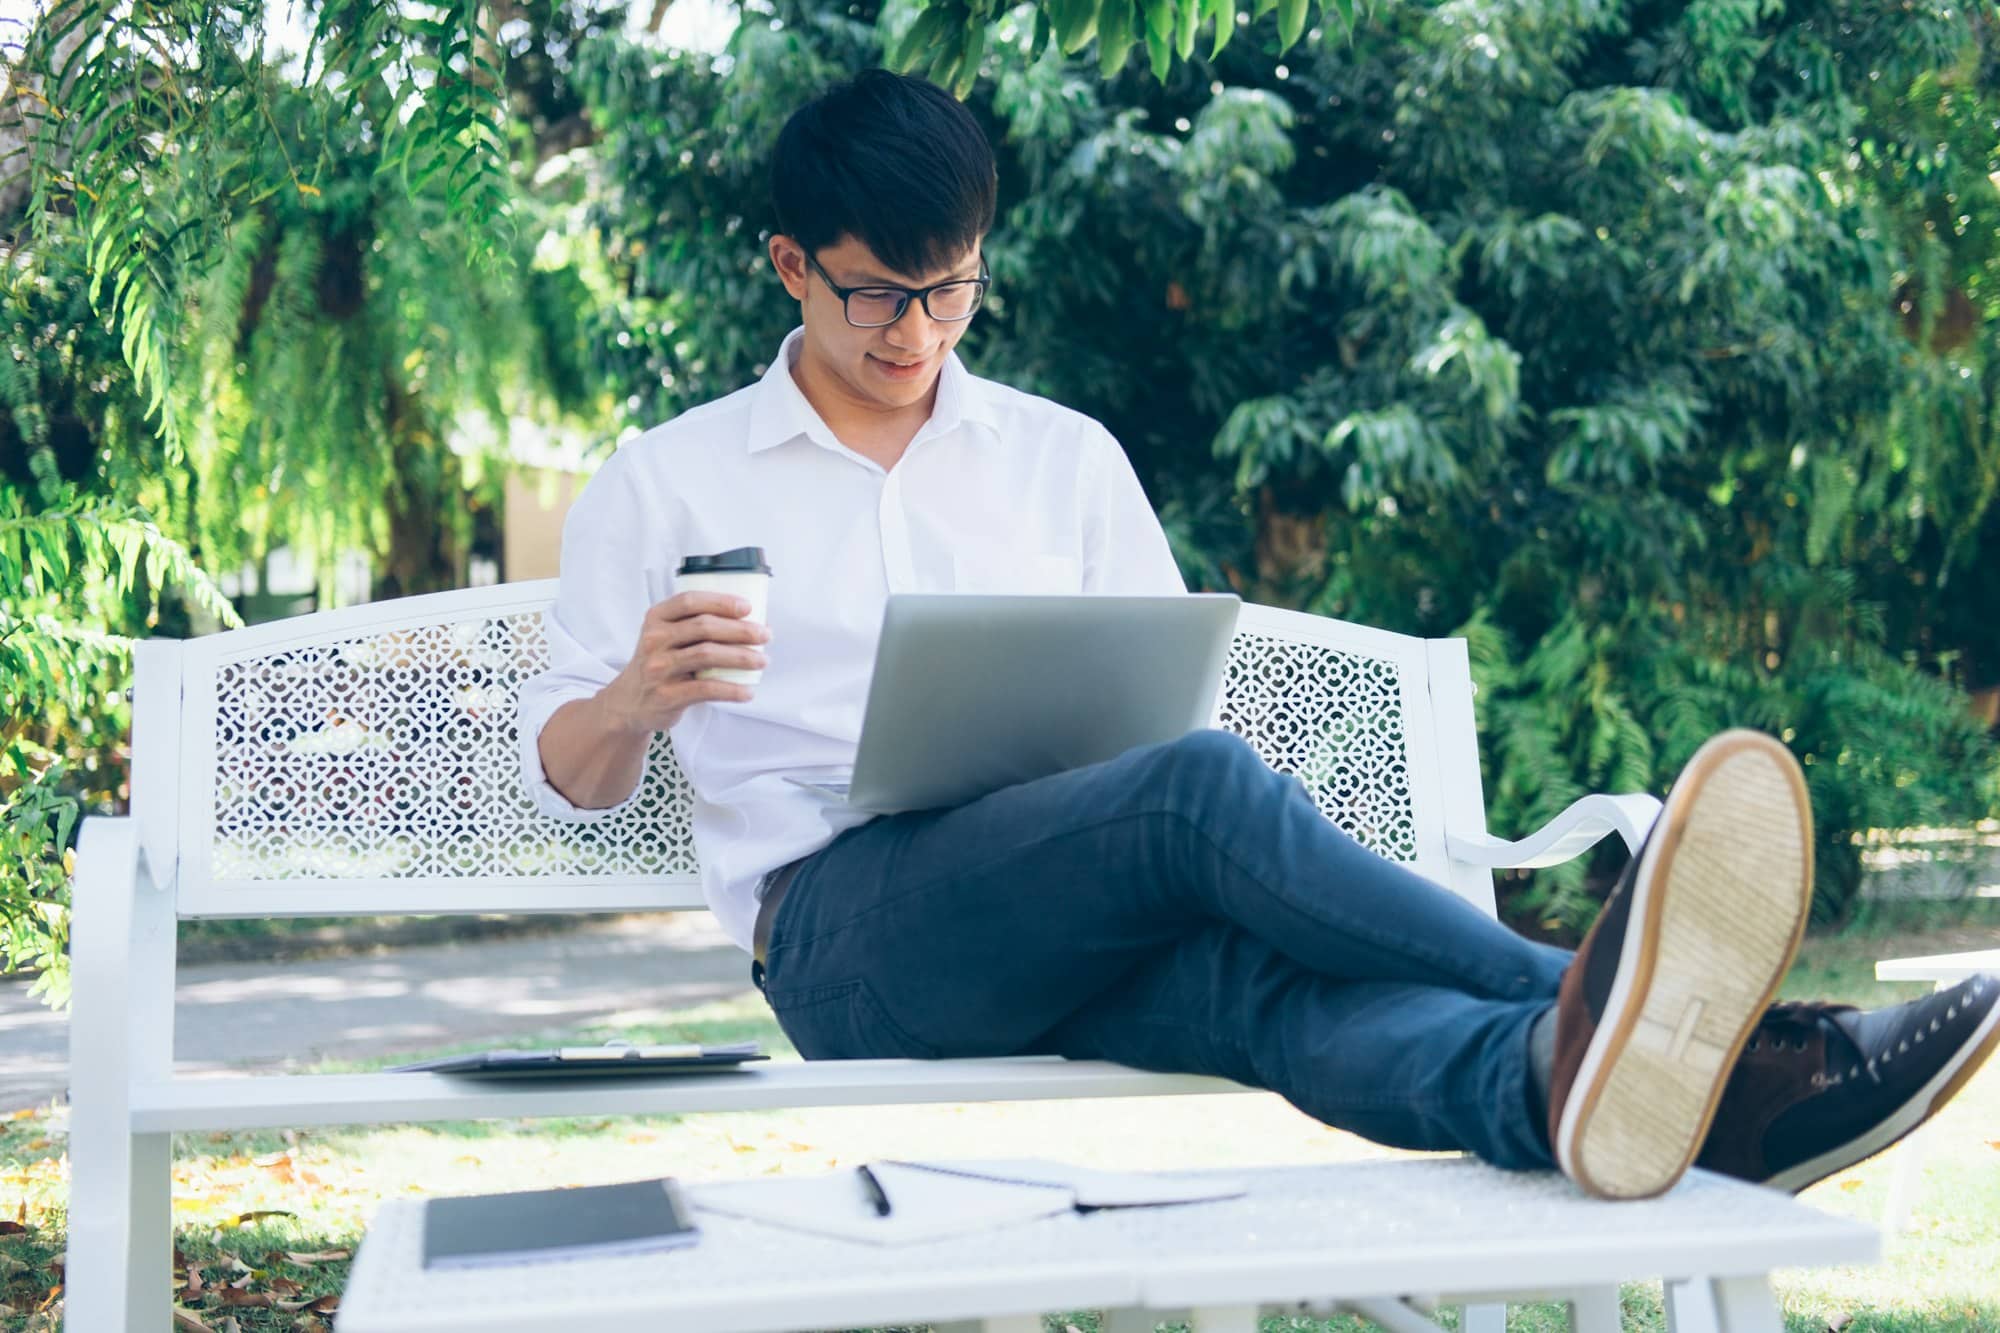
[1698,974,2000,1193]
[1547,730,1814,1200]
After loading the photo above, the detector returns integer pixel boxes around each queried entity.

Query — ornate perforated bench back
[164,586,1455,916]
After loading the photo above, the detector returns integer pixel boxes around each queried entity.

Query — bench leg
[1665,1275,1782,1333]
[1665,1276,1720,1333]
[1189,1304,1261,1333]
[1710,1276,1783,1333]
[1566,1284,1621,1333]
[1457,1300,1507,1333]
[65,1129,172,1332]
[64,818,177,1332]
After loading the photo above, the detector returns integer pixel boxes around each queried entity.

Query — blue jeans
[755,729,1570,1169]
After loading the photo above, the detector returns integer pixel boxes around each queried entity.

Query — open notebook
[690,1159,1243,1245]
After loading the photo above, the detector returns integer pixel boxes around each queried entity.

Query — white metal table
[336,1158,1876,1333]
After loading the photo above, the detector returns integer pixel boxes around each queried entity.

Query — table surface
[336,1158,1878,1333]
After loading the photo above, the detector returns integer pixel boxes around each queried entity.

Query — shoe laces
[1748,1001,1880,1089]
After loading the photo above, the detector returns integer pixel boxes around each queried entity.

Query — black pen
[856,1163,892,1217]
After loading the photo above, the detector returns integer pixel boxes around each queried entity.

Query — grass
[3,922,1998,1332]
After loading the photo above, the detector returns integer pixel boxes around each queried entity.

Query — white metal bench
[65,579,1866,1331]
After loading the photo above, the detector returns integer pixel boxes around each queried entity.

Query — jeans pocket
[764,979,941,1060]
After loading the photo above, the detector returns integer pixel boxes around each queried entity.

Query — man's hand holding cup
[597,547,772,736]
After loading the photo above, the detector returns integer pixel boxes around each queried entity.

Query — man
[520,69,1999,1200]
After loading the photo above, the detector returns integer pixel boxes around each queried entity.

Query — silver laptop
[788,593,1242,814]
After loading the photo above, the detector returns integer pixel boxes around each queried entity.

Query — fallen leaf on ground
[181,1265,205,1300]
[0,1221,27,1236]
[275,1249,350,1265]
[0,1253,25,1278]
[215,1288,274,1308]
[224,1256,253,1276]
[171,1309,214,1332]
[1826,1313,1853,1332]
[5,1109,33,1121]
[0,1304,14,1317]
[23,1139,48,1151]
[231,1209,294,1227]
[35,1287,60,1312]
[219,1319,241,1333]
[1837,1179,1864,1192]
[266,1275,303,1296]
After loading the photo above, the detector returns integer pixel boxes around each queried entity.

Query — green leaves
[1096,0,1136,77]
[900,0,1345,84]
[1276,0,1310,51]
[1053,0,1101,55]
[1206,0,1237,58]
[1142,0,1175,81]
[0,479,244,1007]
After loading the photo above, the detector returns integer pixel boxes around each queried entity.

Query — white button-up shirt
[517,327,1185,952]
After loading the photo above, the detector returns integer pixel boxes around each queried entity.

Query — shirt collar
[745,327,1000,456]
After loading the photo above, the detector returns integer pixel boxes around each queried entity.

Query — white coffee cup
[674,547,771,685]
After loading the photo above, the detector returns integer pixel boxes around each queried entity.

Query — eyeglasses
[803,250,990,328]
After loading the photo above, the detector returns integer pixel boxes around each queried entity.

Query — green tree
[5,0,1995,1013]
[577,0,1998,926]
[0,0,614,1000]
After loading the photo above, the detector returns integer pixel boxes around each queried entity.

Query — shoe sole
[1767,980,2000,1194]
[1555,729,1814,1200]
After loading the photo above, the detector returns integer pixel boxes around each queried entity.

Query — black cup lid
[676,546,771,576]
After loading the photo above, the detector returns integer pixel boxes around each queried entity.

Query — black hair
[770,69,996,279]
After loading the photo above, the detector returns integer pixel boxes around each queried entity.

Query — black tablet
[391,1040,767,1078]
[424,1176,700,1268]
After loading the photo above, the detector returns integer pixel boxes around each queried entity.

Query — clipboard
[390,1040,767,1078]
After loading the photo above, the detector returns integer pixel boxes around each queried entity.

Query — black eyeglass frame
[802,249,991,328]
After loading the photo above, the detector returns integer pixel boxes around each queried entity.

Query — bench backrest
[132,582,1496,920]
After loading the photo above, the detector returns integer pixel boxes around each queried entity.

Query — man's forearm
[536,695,653,810]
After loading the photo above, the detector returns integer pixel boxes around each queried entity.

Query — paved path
[0,915,756,1113]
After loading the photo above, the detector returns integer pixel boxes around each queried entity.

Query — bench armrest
[1447,793,1662,870]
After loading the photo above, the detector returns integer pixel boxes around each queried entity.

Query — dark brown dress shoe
[1547,730,1814,1199]
[1699,974,2000,1192]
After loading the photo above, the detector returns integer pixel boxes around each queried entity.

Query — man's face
[770,232,984,417]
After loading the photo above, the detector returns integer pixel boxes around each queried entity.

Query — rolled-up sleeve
[517,450,667,820]
[1082,425,1187,596]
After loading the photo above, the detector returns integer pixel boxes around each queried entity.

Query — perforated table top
[336,1158,1877,1333]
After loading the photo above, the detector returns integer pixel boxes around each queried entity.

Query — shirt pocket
[952,549,1082,595]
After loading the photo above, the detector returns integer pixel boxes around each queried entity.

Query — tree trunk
[1249,484,1328,610]
[0,3,89,234]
